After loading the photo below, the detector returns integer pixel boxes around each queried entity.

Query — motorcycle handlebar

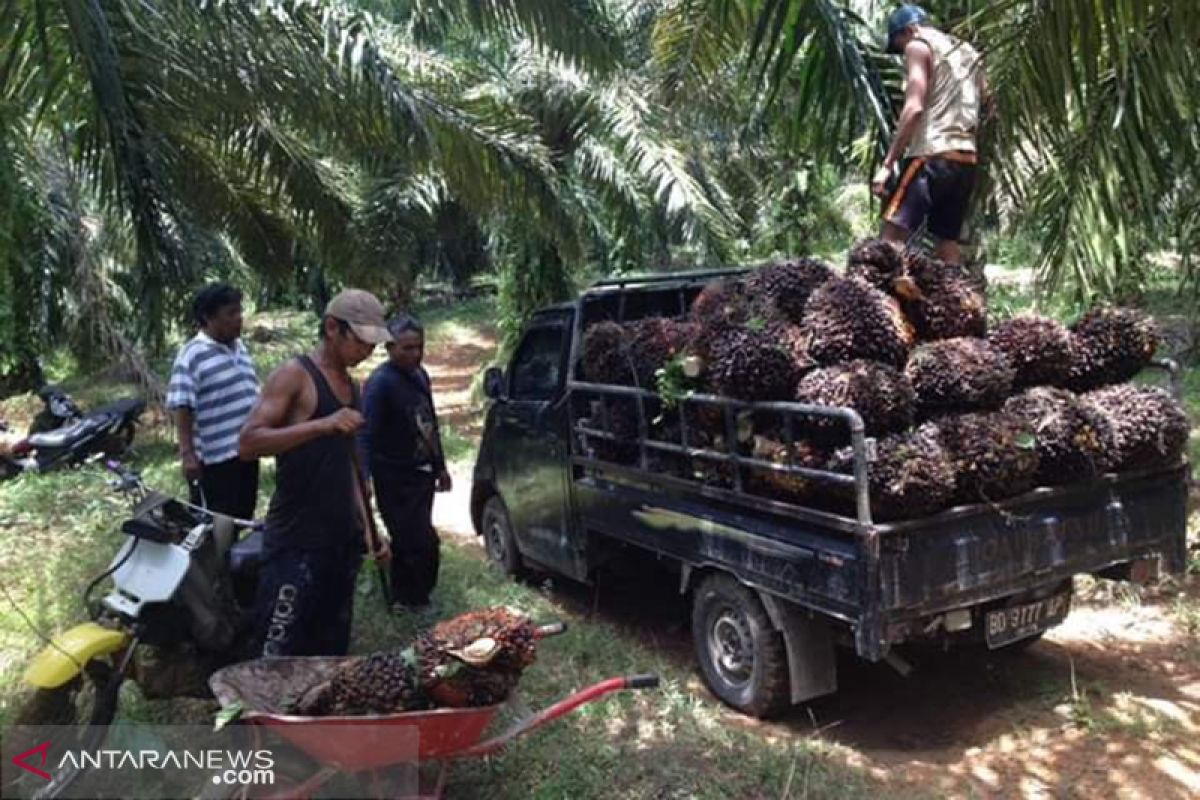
[102,459,262,529]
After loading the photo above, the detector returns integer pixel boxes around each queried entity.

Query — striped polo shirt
[166,332,260,464]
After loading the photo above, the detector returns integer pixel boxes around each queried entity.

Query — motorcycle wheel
[6,659,123,799]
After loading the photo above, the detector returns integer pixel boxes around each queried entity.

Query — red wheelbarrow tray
[209,656,658,773]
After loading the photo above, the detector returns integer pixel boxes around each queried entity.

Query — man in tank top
[239,289,393,657]
[870,5,990,266]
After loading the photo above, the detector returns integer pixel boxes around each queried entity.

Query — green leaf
[214,701,243,731]
[1015,432,1037,450]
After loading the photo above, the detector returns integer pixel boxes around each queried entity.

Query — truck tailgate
[878,466,1189,615]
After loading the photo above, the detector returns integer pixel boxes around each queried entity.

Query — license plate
[985,593,1071,649]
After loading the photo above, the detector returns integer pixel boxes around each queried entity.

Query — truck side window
[510,326,565,401]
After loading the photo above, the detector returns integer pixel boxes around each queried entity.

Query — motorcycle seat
[93,397,145,418]
[122,516,176,544]
[228,527,265,575]
[27,413,112,449]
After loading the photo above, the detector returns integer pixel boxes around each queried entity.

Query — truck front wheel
[692,573,790,718]
[481,496,523,577]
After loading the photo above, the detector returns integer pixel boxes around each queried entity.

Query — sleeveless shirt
[263,355,363,553]
[907,28,983,157]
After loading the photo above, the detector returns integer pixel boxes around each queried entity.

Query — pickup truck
[470,270,1190,717]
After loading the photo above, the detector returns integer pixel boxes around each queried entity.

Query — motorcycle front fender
[24,622,131,689]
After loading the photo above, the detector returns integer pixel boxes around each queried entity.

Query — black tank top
[264,355,363,553]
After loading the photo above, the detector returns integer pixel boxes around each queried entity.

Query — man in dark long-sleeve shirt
[360,315,450,611]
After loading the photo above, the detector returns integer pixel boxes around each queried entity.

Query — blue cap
[886,4,929,53]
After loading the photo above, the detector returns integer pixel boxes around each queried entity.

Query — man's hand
[369,533,391,562]
[324,407,365,436]
[180,450,203,483]
[871,165,893,198]
[435,470,453,493]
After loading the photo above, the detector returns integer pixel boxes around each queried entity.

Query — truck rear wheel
[691,573,790,718]
[481,496,523,577]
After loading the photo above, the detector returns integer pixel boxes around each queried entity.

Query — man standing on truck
[239,289,392,657]
[870,4,988,266]
[359,315,451,613]
[167,283,261,519]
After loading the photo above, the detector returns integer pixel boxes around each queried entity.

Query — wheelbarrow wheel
[692,573,789,719]
[482,496,523,577]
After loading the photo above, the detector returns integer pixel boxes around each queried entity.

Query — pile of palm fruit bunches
[577,240,1190,522]
[289,608,539,716]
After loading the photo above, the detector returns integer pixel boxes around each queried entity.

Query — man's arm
[166,351,202,482]
[424,367,452,491]
[357,371,386,479]
[238,362,362,459]
[174,408,203,482]
[872,39,933,196]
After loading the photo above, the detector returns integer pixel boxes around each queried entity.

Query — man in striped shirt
[167,284,261,519]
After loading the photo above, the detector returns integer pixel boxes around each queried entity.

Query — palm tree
[0,0,629,385]
[648,0,1200,299]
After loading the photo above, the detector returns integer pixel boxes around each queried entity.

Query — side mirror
[483,367,505,400]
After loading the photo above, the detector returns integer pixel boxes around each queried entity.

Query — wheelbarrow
[207,633,659,798]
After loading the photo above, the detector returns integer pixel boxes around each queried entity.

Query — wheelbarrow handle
[535,622,567,638]
[449,673,660,760]
[626,673,659,689]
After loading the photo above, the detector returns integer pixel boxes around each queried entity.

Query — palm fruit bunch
[894,251,987,340]
[291,648,426,716]
[905,338,1015,416]
[1067,306,1161,391]
[845,237,904,293]
[691,278,760,331]
[291,609,538,716]
[802,278,915,368]
[706,326,799,401]
[932,411,1041,504]
[745,436,830,504]
[626,317,699,388]
[1003,387,1114,483]
[794,360,915,443]
[827,424,956,521]
[577,397,643,464]
[1081,384,1189,471]
[421,608,539,708]
[762,317,817,375]
[745,257,836,323]
[580,321,633,385]
[988,315,1073,389]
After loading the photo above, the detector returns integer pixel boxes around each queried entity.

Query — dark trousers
[376,470,439,606]
[252,542,362,657]
[190,457,259,519]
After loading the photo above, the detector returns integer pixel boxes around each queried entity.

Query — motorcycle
[0,387,145,481]
[9,461,265,799]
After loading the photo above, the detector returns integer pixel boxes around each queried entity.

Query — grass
[0,300,892,799]
[0,447,889,798]
[1,274,1196,798]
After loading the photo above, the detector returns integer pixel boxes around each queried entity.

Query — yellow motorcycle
[10,461,262,798]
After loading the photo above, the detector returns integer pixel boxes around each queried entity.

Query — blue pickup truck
[470,270,1190,717]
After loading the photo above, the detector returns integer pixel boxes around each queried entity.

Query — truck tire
[481,496,523,577]
[691,573,790,718]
